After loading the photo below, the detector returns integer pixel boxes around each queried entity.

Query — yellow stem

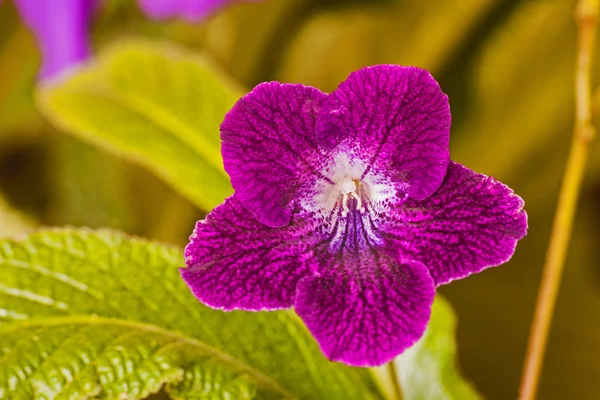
[518,1,598,399]
[387,361,404,400]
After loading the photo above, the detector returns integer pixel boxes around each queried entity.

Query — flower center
[340,178,364,217]
[307,153,393,253]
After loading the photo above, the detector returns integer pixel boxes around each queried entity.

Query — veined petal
[294,253,435,367]
[138,0,245,21]
[182,196,316,311]
[316,65,451,201]
[221,82,328,227]
[381,162,528,286]
[15,0,96,80]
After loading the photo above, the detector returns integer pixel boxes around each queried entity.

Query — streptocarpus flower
[15,0,97,79]
[14,0,254,80]
[182,65,528,366]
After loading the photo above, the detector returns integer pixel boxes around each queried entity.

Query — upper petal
[315,65,451,201]
[182,196,315,311]
[15,0,96,80]
[381,162,528,286]
[221,82,328,227]
[294,252,435,367]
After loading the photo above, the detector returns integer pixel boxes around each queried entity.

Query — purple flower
[15,0,97,80]
[14,0,252,80]
[182,65,528,366]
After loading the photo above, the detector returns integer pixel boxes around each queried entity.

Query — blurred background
[0,0,598,398]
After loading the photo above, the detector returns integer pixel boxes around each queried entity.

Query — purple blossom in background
[183,65,528,367]
[15,0,96,79]
[14,0,252,80]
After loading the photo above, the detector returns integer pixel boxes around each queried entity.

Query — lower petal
[382,161,528,286]
[294,254,435,367]
[182,196,315,311]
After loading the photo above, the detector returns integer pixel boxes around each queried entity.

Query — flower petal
[316,65,451,201]
[294,254,435,366]
[182,196,315,311]
[15,0,96,80]
[137,0,234,21]
[221,82,328,227]
[382,162,528,286]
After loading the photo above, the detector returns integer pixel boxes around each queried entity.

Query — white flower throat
[302,152,398,253]
[339,178,364,217]
[306,152,395,225]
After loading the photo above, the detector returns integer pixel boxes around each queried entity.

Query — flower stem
[518,1,598,399]
[387,361,404,400]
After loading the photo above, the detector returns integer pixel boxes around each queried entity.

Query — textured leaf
[0,229,380,399]
[0,317,256,400]
[37,41,238,211]
[396,296,481,400]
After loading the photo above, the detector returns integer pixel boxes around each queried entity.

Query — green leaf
[0,228,380,399]
[37,41,239,211]
[396,296,481,400]
[0,317,257,399]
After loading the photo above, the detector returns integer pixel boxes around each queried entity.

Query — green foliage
[0,318,256,399]
[0,228,484,400]
[0,229,380,399]
[396,296,482,400]
[37,41,239,211]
